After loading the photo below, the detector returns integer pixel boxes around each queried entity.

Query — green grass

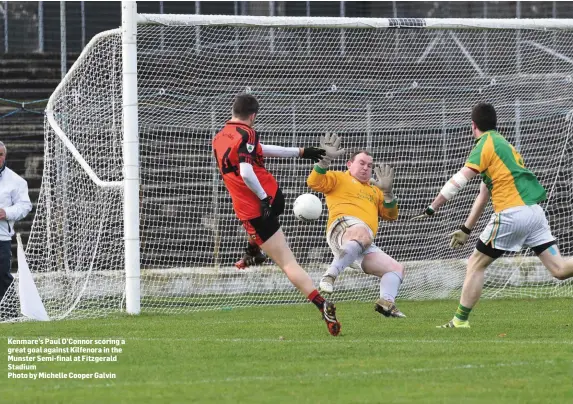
[1,299,572,404]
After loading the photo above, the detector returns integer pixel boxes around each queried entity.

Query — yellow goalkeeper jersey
[307,166,398,235]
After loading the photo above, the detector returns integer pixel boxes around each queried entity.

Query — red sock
[308,289,325,312]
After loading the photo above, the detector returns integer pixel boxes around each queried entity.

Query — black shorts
[476,239,505,259]
[241,188,285,246]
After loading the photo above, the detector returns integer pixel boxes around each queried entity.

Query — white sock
[325,240,364,279]
[380,271,403,302]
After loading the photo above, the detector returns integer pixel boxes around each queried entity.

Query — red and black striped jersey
[212,121,278,220]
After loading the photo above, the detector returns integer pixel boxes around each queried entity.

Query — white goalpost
[122,1,141,316]
[2,2,573,321]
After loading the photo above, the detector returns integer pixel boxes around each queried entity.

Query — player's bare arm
[449,182,490,249]
[412,166,478,219]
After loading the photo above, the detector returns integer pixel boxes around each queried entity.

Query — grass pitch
[1,298,572,404]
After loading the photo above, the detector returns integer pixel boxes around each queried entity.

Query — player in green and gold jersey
[414,102,573,328]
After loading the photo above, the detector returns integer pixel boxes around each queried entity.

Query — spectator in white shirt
[0,141,33,312]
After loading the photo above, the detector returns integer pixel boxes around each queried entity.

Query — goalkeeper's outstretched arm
[369,164,398,221]
[306,132,346,194]
[307,165,339,194]
[378,197,398,221]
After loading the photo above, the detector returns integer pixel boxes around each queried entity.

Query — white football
[293,193,323,221]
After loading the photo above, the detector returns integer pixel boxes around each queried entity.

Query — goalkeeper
[414,102,573,329]
[307,134,406,318]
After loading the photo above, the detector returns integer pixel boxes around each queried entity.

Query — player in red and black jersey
[212,94,341,336]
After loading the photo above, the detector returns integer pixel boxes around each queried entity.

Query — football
[293,193,323,221]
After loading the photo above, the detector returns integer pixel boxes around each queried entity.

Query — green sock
[454,304,472,321]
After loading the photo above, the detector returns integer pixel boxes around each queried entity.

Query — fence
[1,2,573,56]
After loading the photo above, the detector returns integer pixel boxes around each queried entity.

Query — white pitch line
[126,337,573,345]
[5,337,571,345]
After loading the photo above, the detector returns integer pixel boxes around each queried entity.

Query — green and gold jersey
[465,130,546,213]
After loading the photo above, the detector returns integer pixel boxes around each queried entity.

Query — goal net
[3,15,573,321]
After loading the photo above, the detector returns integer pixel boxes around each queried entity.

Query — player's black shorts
[241,188,285,246]
[476,239,505,259]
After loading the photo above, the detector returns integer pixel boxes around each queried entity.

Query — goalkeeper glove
[449,225,472,249]
[369,163,395,200]
[301,147,326,163]
[260,196,273,220]
[411,206,435,220]
[316,132,345,169]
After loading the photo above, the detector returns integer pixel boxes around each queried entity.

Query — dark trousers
[0,240,13,302]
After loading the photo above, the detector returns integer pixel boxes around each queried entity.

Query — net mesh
[3,19,573,320]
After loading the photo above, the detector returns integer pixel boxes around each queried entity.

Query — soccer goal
[3,2,573,321]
